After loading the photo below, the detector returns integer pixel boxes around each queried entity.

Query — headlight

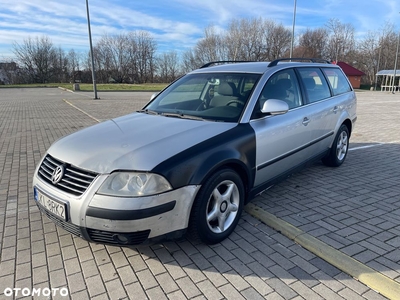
[97,172,172,197]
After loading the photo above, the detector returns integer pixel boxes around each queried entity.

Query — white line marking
[349,141,400,151]
[349,144,383,151]
[63,99,100,123]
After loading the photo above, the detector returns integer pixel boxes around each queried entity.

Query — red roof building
[335,62,365,89]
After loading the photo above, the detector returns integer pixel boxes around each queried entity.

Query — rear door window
[297,68,331,103]
[322,68,352,95]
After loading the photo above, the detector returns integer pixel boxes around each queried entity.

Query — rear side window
[322,68,352,95]
[298,68,331,103]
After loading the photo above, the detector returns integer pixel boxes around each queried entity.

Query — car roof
[190,60,339,75]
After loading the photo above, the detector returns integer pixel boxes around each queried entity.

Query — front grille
[87,228,150,245]
[38,154,98,196]
[37,205,82,237]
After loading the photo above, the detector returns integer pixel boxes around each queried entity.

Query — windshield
[144,73,261,122]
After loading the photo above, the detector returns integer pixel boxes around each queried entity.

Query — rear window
[322,68,352,96]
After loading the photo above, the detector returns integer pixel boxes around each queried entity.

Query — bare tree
[91,31,157,84]
[225,18,264,61]
[296,28,329,58]
[349,22,398,86]
[157,51,181,83]
[11,17,399,88]
[375,22,398,71]
[195,26,226,64]
[52,47,68,83]
[181,49,201,73]
[67,49,82,82]
[12,36,57,83]
[94,33,132,83]
[191,18,291,63]
[325,18,356,62]
[356,30,381,85]
[132,31,157,83]
[262,20,291,60]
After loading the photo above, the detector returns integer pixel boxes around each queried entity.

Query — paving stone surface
[0,88,397,299]
[252,91,400,285]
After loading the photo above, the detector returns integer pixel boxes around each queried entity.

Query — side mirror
[261,99,289,115]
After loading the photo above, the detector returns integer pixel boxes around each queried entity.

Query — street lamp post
[392,31,400,93]
[335,39,341,63]
[392,13,400,94]
[289,0,297,59]
[86,0,98,99]
[374,40,382,91]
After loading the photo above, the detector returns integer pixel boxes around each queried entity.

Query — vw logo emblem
[51,165,65,185]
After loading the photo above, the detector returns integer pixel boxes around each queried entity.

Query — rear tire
[188,169,244,244]
[322,124,349,167]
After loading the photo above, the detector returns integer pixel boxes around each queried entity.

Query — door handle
[333,106,339,113]
[302,117,310,126]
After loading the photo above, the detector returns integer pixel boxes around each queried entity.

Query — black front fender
[152,124,256,193]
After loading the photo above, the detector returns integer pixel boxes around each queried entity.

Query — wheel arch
[342,118,352,138]
[187,160,248,244]
[197,157,253,204]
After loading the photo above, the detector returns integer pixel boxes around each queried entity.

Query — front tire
[322,124,349,167]
[188,169,244,244]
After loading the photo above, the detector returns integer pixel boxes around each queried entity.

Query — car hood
[47,113,236,174]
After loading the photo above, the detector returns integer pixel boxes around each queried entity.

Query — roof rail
[200,60,254,68]
[268,58,331,67]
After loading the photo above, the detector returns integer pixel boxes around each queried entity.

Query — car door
[296,67,338,157]
[250,68,315,188]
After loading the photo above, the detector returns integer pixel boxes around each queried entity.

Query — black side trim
[257,131,334,171]
[86,201,176,220]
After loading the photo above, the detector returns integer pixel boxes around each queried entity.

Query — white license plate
[35,189,67,221]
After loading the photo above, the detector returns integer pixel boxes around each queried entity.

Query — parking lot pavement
[0,88,397,299]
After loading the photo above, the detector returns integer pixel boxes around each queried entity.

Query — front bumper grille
[38,154,98,196]
[37,204,82,237]
[87,228,150,245]
[38,204,151,246]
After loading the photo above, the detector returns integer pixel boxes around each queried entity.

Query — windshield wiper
[161,112,205,121]
[137,109,159,115]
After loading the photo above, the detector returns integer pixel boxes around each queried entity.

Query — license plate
[34,188,67,221]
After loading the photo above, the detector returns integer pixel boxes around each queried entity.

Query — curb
[245,202,400,300]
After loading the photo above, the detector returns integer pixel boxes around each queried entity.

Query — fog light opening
[112,234,129,244]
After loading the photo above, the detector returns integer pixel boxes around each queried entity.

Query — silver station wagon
[33,59,357,246]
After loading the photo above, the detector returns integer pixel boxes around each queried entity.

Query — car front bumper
[32,173,200,246]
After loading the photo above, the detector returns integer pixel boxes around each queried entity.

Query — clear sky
[0,0,399,60]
